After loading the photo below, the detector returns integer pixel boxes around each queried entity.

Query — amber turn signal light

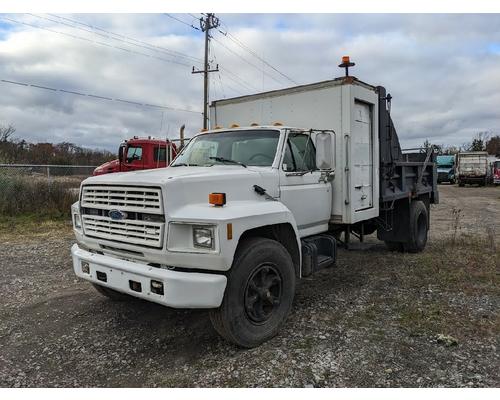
[209,192,226,207]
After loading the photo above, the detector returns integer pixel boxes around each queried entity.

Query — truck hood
[437,167,453,174]
[93,159,119,175]
[81,165,279,205]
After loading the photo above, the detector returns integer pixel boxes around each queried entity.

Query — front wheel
[210,237,296,348]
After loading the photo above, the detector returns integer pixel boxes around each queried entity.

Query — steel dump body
[456,152,489,185]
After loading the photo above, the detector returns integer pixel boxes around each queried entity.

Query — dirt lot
[0,185,498,387]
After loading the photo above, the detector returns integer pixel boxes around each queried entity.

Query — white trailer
[70,67,438,348]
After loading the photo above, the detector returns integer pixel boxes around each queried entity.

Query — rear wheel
[385,241,404,252]
[92,283,136,301]
[210,237,296,348]
[403,200,428,253]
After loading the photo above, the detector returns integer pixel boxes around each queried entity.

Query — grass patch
[0,214,72,241]
[339,236,499,341]
[0,174,78,217]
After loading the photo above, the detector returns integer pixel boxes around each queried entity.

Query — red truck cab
[93,137,178,176]
[493,160,500,186]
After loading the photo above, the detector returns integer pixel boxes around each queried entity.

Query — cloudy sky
[0,13,499,151]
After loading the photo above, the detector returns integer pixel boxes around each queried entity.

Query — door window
[283,133,316,172]
[126,146,142,163]
[153,147,167,162]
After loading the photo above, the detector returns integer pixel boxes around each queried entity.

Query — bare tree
[0,124,16,142]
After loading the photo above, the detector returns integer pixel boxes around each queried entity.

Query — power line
[211,49,226,99]
[0,78,201,114]
[1,16,192,67]
[218,67,257,92]
[211,36,287,87]
[221,30,298,85]
[164,13,200,31]
[44,13,203,64]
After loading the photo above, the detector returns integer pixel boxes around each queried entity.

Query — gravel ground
[0,185,498,387]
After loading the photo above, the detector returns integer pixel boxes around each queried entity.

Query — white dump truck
[71,64,438,347]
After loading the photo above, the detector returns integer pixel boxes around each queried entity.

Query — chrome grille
[81,185,163,214]
[82,215,164,248]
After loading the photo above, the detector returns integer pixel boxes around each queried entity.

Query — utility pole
[192,13,220,130]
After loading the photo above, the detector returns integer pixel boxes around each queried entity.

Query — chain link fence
[0,164,97,216]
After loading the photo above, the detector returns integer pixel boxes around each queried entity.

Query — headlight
[73,213,82,229]
[193,226,214,249]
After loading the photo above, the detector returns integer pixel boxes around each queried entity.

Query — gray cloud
[0,13,499,152]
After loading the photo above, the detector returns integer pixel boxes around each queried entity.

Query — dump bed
[456,152,489,177]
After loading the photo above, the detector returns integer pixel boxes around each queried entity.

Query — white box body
[210,79,380,224]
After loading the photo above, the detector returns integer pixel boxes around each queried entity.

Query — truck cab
[436,155,456,184]
[71,73,438,348]
[93,137,177,176]
[493,160,500,185]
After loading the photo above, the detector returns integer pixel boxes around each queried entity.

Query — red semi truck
[93,136,179,176]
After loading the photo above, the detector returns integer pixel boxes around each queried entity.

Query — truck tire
[385,241,403,252]
[209,237,296,348]
[403,200,428,253]
[458,180,465,187]
[92,283,136,301]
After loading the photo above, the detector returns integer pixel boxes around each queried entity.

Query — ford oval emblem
[109,209,128,220]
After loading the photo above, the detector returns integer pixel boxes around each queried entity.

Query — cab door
[122,145,145,171]
[279,131,332,237]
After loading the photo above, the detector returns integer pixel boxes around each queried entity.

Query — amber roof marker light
[209,192,226,207]
[338,55,355,77]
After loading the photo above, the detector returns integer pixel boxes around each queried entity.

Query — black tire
[210,237,296,348]
[92,283,135,301]
[385,241,404,252]
[459,181,465,187]
[403,200,428,253]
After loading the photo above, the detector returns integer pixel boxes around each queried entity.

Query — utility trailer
[70,61,438,348]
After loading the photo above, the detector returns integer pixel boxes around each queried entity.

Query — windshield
[171,129,280,167]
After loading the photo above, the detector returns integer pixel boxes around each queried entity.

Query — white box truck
[70,67,438,348]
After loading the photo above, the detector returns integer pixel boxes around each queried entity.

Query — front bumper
[71,244,227,308]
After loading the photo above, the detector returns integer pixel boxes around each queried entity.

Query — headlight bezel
[73,213,82,229]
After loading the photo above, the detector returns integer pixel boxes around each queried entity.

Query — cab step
[300,234,337,277]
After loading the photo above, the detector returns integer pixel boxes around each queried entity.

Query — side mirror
[315,131,335,170]
[118,144,126,163]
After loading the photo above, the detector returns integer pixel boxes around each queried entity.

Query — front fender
[167,200,301,271]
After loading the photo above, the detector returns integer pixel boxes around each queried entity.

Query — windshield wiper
[170,163,199,167]
[209,156,247,168]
